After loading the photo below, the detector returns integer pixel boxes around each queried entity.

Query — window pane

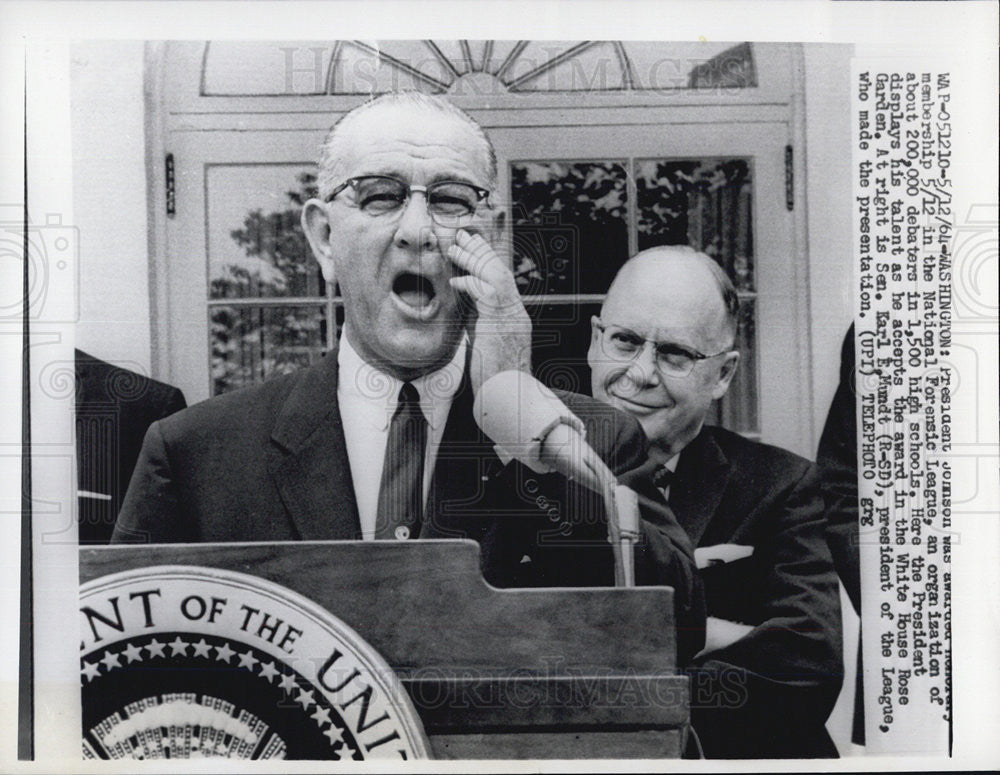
[636,158,754,292]
[211,305,328,395]
[484,40,523,75]
[426,40,471,74]
[343,41,451,92]
[510,161,629,296]
[207,166,324,299]
[530,302,601,396]
[511,42,626,92]
[635,157,757,434]
[503,42,583,83]
[201,40,756,96]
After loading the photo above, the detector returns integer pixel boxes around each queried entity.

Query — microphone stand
[602,480,625,587]
[602,482,640,588]
[551,426,639,589]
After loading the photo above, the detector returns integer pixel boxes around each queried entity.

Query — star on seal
[214,641,236,663]
[122,643,145,663]
[99,650,121,671]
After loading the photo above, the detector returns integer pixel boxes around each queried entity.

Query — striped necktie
[375,382,427,540]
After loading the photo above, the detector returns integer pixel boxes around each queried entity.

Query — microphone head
[472,370,564,451]
[474,370,615,493]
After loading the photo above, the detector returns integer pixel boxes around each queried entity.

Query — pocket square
[695,543,754,569]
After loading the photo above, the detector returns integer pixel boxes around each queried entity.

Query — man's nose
[393,192,437,252]
[624,342,661,387]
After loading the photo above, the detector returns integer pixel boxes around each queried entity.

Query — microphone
[473,370,613,491]
[473,370,639,586]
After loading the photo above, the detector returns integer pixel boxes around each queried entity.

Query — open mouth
[391,272,439,317]
[393,272,435,308]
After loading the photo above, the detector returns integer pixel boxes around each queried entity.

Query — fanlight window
[201,40,756,96]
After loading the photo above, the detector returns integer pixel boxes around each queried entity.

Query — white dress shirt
[337,331,467,541]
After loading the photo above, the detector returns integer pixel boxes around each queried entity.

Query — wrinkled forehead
[329,104,493,186]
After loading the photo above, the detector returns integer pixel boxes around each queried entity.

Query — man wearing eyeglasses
[114,93,704,662]
[589,246,842,758]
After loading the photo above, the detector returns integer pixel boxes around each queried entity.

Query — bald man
[589,247,843,758]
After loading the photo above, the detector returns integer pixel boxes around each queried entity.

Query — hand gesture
[448,229,532,395]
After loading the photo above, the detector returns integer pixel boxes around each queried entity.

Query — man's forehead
[603,257,728,338]
[332,103,491,182]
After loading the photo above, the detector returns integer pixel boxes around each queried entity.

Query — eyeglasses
[593,318,733,378]
[326,175,491,226]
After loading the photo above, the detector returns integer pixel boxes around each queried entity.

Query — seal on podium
[79,566,430,760]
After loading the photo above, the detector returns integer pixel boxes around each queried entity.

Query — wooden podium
[80,540,689,759]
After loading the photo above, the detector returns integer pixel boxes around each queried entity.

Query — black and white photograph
[2,1,997,770]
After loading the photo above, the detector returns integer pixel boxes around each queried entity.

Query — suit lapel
[669,427,732,546]
[265,352,362,540]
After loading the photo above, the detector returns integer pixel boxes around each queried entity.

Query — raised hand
[447,229,532,395]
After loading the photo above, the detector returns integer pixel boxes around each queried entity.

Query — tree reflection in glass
[510,161,629,297]
[210,171,327,395]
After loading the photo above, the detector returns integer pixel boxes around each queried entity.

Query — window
[511,157,757,432]
[199,40,757,96]
[205,166,328,394]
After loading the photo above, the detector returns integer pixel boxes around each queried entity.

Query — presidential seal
[79,566,430,760]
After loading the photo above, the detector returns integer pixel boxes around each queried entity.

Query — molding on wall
[145,42,171,384]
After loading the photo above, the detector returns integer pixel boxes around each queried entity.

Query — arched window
[200,40,756,95]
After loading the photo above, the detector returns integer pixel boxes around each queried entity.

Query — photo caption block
[853,63,954,754]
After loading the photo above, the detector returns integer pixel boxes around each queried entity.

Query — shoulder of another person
[155,364,318,444]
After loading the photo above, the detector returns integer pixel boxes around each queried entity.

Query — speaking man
[113,92,704,661]
[588,246,843,758]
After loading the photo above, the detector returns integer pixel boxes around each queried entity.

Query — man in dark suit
[114,92,704,662]
[588,246,843,757]
[75,349,186,543]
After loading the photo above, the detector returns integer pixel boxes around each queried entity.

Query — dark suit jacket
[817,324,864,745]
[113,351,706,662]
[818,325,860,613]
[75,349,186,544]
[659,425,843,758]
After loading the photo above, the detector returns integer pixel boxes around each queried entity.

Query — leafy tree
[211,172,327,395]
[636,159,753,292]
[511,162,629,296]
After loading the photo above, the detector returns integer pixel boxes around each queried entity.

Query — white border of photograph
[1,1,997,772]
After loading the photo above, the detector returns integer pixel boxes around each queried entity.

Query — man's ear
[586,315,602,370]
[301,198,336,286]
[710,351,741,400]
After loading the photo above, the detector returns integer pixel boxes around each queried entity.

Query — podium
[80,540,689,759]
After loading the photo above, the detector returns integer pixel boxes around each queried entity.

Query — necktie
[653,464,674,491]
[375,382,427,540]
